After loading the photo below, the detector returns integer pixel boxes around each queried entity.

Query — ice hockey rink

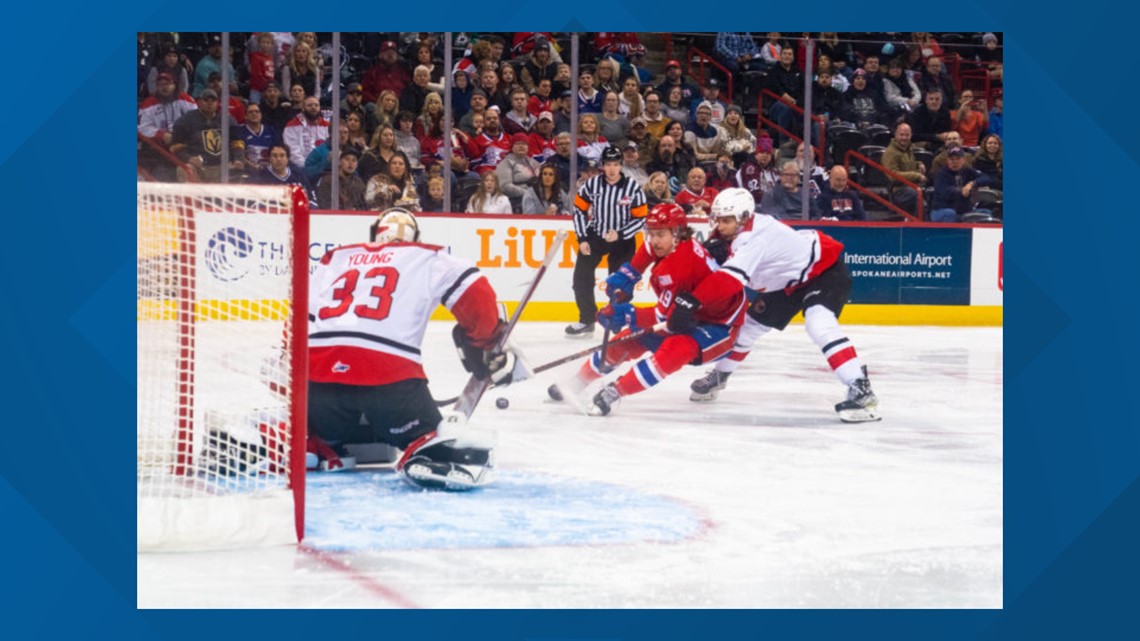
[138,321,1002,609]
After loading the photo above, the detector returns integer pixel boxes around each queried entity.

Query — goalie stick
[451,229,568,419]
[434,322,667,406]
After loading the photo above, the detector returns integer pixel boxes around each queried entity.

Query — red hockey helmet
[645,203,688,231]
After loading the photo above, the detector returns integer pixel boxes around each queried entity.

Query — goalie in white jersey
[308,208,512,489]
[683,188,881,422]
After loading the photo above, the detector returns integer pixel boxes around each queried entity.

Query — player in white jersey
[683,188,881,422]
[308,208,513,489]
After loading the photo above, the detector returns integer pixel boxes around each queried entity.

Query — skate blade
[837,406,882,423]
[564,331,596,340]
[689,390,720,402]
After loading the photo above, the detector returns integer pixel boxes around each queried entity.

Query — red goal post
[137,182,309,551]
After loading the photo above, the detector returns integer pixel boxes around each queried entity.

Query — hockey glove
[597,303,636,333]
[667,292,702,334]
[454,324,500,381]
[605,263,641,303]
[703,238,731,266]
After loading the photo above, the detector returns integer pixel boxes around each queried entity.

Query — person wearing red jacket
[361,40,411,105]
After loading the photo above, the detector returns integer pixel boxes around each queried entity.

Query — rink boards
[300,212,1001,326]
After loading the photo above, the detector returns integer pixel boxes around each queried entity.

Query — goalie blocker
[307,208,510,489]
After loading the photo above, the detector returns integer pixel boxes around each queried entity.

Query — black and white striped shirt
[573,174,648,240]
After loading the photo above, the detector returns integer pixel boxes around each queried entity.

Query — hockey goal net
[137,182,309,551]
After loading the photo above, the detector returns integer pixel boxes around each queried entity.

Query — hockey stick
[433,321,666,406]
[597,325,613,374]
[451,230,568,419]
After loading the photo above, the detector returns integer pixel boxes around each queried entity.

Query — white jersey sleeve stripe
[441,267,481,308]
[440,267,482,311]
[722,264,750,285]
[794,236,819,288]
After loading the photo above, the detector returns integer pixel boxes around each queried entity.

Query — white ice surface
[138,322,1002,609]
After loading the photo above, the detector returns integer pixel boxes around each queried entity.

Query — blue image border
[5,1,1136,637]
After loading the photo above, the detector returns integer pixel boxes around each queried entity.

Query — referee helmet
[601,145,623,164]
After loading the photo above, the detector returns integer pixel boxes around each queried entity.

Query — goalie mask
[710,187,754,226]
[370,208,420,243]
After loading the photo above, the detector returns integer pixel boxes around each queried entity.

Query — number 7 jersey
[308,241,499,386]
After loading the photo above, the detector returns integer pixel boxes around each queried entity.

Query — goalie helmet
[370,208,420,243]
[645,203,688,231]
[710,187,755,224]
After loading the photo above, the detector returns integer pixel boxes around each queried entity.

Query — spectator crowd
[138,31,1003,222]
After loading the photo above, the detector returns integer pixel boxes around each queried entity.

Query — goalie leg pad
[396,430,496,490]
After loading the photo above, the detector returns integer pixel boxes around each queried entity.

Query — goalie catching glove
[452,324,526,386]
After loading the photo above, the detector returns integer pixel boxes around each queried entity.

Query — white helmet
[710,188,755,224]
[371,208,419,243]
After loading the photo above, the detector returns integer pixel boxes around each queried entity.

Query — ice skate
[564,322,596,338]
[689,369,731,402]
[589,383,622,416]
[835,376,881,423]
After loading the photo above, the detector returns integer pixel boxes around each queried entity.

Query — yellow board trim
[138,299,291,322]
[140,299,1001,326]
[431,302,1003,327]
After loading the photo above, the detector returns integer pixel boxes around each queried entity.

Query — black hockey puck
[547,384,564,402]
[495,397,510,409]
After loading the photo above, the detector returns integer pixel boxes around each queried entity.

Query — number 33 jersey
[308,241,499,386]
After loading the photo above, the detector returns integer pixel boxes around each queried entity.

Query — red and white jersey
[528,133,557,163]
[576,136,610,162]
[469,131,511,174]
[309,241,499,386]
[137,93,198,140]
[629,238,745,328]
[721,214,843,293]
[282,114,330,167]
[674,186,719,216]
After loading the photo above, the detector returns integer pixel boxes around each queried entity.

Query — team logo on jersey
[204,226,254,282]
[332,361,350,373]
[201,128,222,156]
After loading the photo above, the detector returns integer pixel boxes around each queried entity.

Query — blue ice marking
[304,470,703,552]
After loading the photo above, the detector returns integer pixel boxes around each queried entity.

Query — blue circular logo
[204,227,254,282]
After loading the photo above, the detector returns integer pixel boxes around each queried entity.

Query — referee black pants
[572,233,638,324]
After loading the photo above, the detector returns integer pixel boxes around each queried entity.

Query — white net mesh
[137,183,305,550]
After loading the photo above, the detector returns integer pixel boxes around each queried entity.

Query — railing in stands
[958,66,994,104]
[684,45,733,103]
[843,149,922,222]
[137,132,199,182]
[756,89,826,166]
[944,52,963,91]
[943,52,998,103]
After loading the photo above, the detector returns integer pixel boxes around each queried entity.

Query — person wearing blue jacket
[930,146,992,222]
[814,166,866,221]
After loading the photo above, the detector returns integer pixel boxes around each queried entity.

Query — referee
[566,145,648,337]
